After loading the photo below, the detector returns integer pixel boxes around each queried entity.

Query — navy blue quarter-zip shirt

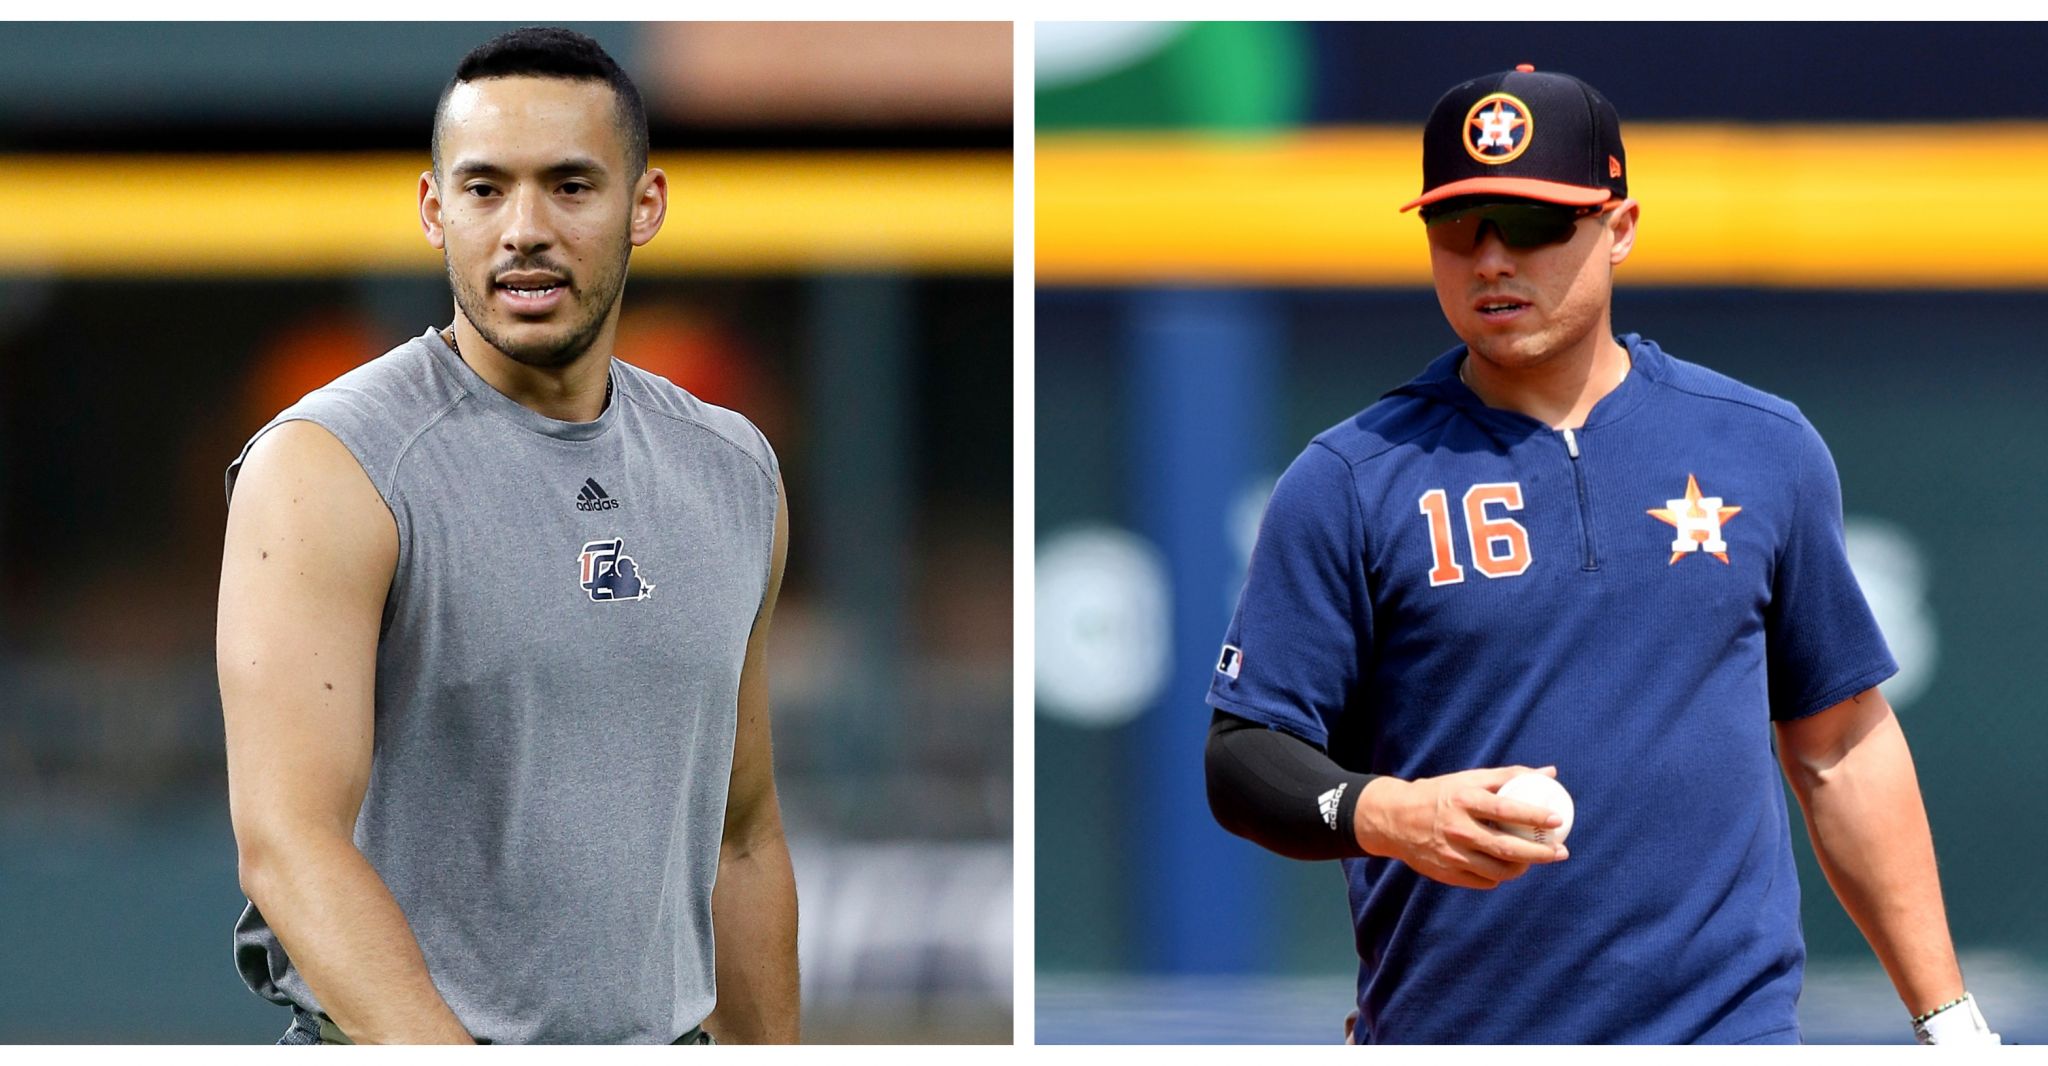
[1209,333,1896,1044]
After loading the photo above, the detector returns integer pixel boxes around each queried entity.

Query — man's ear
[1607,198,1640,266]
[420,171,446,250]
[630,168,667,248]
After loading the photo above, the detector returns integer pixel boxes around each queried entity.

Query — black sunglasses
[1423,200,1613,250]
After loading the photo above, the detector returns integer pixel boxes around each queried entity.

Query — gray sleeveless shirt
[226,328,778,1044]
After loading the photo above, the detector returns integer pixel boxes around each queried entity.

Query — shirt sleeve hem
[1775,659,1900,723]
[1207,692,1331,751]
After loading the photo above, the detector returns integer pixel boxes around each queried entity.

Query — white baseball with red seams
[1495,772,1575,846]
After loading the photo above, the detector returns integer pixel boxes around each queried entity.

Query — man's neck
[1460,330,1631,431]
[447,318,613,424]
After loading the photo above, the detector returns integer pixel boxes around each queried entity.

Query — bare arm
[701,475,799,1043]
[218,421,471,1045]
[1775,686,1964,1018]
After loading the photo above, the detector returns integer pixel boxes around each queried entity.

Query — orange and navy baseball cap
[1401,64,1627,214]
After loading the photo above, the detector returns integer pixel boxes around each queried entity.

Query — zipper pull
[1562,427,1580,459]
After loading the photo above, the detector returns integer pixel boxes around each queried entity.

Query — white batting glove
[1913,993,2000,1046]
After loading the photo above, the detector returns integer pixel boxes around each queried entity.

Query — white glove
[1913,993,2001,1046]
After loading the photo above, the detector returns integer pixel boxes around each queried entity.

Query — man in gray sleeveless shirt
[217,28,797,1044]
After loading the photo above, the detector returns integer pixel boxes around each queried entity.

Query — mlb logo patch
[1216,644,1242,679]
[577,537,655,602]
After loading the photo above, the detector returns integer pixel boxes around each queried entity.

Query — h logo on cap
[1464,93,1533,165]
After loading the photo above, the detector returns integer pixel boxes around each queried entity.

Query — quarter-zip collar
[1386,332,1666,434]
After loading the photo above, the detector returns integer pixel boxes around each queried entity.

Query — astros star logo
[1464,93,1533,164]
[1473,104,1524,148]
[1647,474,1743,565]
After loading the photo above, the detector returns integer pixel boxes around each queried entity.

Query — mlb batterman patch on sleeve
[1216,644,1242,679]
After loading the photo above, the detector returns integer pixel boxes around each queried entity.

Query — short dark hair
[432,26,649,178]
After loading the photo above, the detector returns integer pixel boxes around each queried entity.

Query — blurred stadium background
[1035,21,2048,1044]
[0,22,1010,1044]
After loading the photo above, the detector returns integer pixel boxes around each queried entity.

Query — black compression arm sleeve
[1204,709,1378,861]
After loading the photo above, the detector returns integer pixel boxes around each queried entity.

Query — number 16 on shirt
[1419,483,1532,586]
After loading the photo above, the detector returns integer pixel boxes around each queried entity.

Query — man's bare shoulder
[229,420,397,582]
[237,420,370,501]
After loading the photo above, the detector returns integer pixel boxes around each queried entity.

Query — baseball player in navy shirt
[1203,65,1999,1045]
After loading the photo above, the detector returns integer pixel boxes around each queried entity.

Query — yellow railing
[0,152,1013,275]
[1037,125,2048,287]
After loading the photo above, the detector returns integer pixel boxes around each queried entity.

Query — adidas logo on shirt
[1318,783,1347,831]
[575,478,620,512]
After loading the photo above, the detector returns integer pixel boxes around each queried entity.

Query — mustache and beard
[444,231,632,370]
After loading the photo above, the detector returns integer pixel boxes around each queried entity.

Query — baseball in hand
[1493,772,1574,846]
